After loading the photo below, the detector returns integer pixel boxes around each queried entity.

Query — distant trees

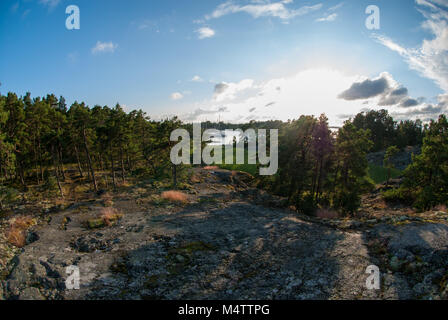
[384,145,399,185]
[400,115,448,210]
[352,109,424,151]
[0,90,444,215]
[267,115,373,216]
[331,122,373,214]
[0,91,183,197]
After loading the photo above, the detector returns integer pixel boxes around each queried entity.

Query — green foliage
[368,164,402,184]
[382,187,414,205]
[384,146,400,169]
[0,186,19,209]
[331,122,374,215]
[400,115,448,211]
[43,176,59,194]
[218,146,258,176]
[352,109,425,153]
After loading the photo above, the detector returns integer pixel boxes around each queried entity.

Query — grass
[368,164,402,184]
[161,191,189,203]
[84,207,123,229]
[217,145,258,176]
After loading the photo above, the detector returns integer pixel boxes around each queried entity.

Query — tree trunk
[58,144,66,181]
[38,140,44,182]
[120,146,125,183]
[74,145,84,178]
[52,146,64,198]
[172,164,177,188]
[110,145,116,190]
[82,128,98,192]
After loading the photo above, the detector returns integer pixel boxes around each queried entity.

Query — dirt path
[1,168,447,300]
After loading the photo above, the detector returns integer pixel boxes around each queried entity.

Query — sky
[0,0,447,126]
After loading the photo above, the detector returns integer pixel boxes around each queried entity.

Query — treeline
[385,114,448,211]
[259,112,447,214]
[0,92,182,197]
[260,114,374,214]
[207,109,426,153]
[1,91,445,214]
[351,109,425,152]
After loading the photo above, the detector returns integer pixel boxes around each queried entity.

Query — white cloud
[171,92,184,100]
[180,69,364,124]
[374,0,448,92]
[328,2,344,11]
[180,68,446,124]
[191,75,204,82]
[213,79,255,102]
[205,0,323,21]
[91,41,118,54]
[316,13,338,22]
[39,0,60,9]
[196,27,215,39]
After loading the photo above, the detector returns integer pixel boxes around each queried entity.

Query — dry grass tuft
[84,207,123,229]
[161,191,189,203]
[203,166,219,170]
[190,174,201,184]
[99,207,123,227]
[101,192,114,207]
[7,216,36,248]
[316,208,340,219]
[434,204,447,212]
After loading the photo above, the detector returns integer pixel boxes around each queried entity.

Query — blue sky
[1,0,447,125]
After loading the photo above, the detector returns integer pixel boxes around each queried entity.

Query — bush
[0,186,19,209]
[43,176,58,193]
[332,190,361,216]
[84,207,123,229]
[382,187,414,205]
[295,194,317,216]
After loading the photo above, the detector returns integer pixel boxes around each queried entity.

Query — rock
[175,255,186,263]
[389,256,402,272]
[430,249,448,267]
[26,231,40,245]
[71,236,109,253]
[0,281,4,300]
[19,287,45,300]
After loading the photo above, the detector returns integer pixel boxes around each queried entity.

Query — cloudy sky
[1,0,447,125]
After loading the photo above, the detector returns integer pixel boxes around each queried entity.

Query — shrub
[295,194,317,216]
[100,207,123,226]
[161,191,189,203]
[84,207,123,229]
[0,186,19,209]
[382,187,414,205]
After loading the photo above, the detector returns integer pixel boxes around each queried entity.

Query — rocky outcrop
[367,146,421,170]
[0,167,447,300]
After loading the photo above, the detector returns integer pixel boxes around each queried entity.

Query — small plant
[101,192,114,207]
[382,187,414,205]
[0,186,19,210]
[100,207,123,226]
[84,207,123,229]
